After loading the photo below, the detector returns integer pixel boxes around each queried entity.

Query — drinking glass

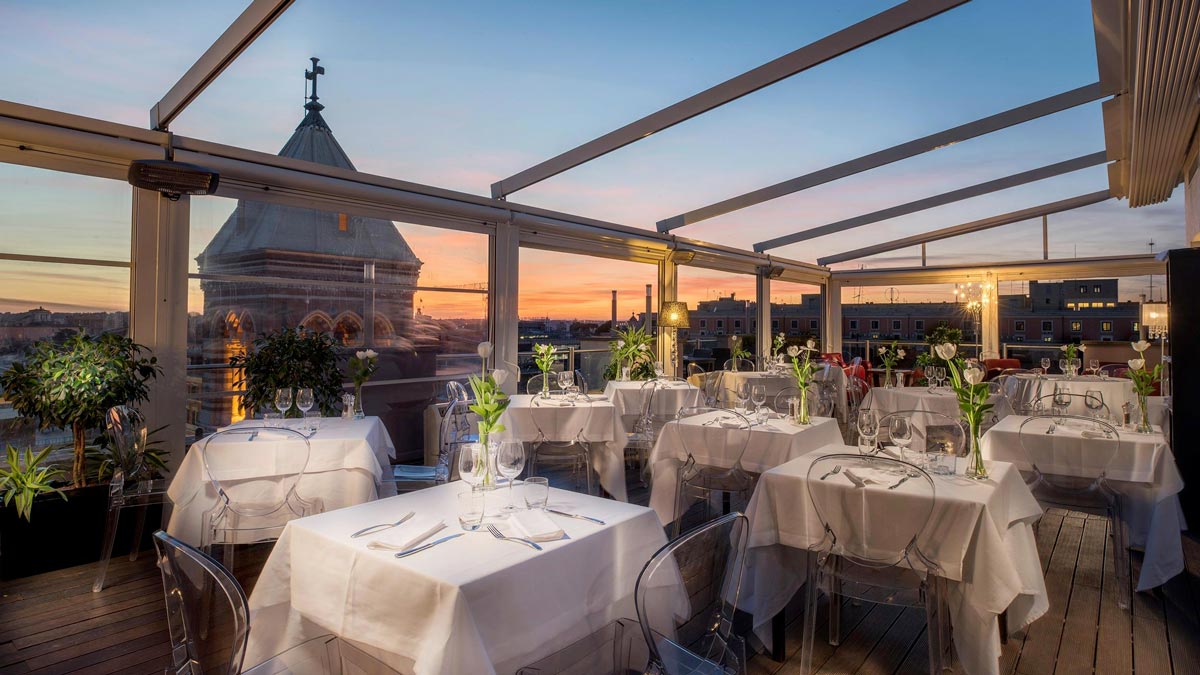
[495,440,526,512]
[1040,357,1051,375]
[927,443,957,476]
[457,487,486,531]
[557,370,574,391]
[303,410,322,432]
[1085,390,1105,420]
[296,388,314,429]
[653,361,665,380]
[262,412,282,427]
[1058,359,1068,378]
[274,388,293,417]
[734,381,751,413]
[889,416,919,473]
[1089,359,1100,376]
[564,384,580,403]
[1053,385,1071,423]
[459,443,487,488]
[523,476,549,510]
[750,384,767,419]
[856,410,878,454]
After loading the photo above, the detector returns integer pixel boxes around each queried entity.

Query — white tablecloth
[741,446,1046,675]
[647,412,843,525]
[688,369,847,420]
[496,394,627,501]
[981,415,1185,590]
[1015,374,1135,416]
[863,386,1014,425]
[602,380,704,429]
[166,417,396,546]
[245,482,668,675]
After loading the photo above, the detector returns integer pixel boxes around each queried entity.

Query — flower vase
[473,438,498,488]
[883,366,894,388]
[965,417,988,480]
[540,371,551,399]
[1136,392,1153,433]
[353,385,365,419]
[620,365,631,381]
[793,390,811,425]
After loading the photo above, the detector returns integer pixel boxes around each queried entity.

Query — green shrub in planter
[230,326,343,417]
[0,445,65,522]
[0,332,159,487]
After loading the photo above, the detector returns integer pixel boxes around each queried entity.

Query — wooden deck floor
[1,470,1197,674]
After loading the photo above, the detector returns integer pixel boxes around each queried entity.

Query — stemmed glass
[653,361,665,380]
[274,388,293,424]
[890,416,919,474]
[1085,390,1105,421]
[296,388,315,431]
[557,370,574,393]
[857,410,878,454]
[1040,357,1051,375]
[495,440,526,512]
[1058,358,1069,379]
[734,381,751,414]
[459,442,487,488]
[750,384,767,423]
[1088,359,1100,376]
[1052,385,1071,423]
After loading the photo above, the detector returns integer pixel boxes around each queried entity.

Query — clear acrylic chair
[1017,414,1128,605]
[636,512,750,675]
[1000,374,1044,414]
[699,369,725,407]
[1034,391,1110,419]
[527,393,595,494]
[392,397,473,490]
[152,530,400,674]
[93,405,171,592]
[723,358,755,373]
[625,380,671,485]
[876,410,967,459]
[801,453,950,675]
[197,425,323,567]
[672,407,753,537]
[771,387,801,415]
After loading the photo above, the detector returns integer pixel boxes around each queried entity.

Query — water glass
[522,477,549,510]
[735,381,751,413]
[1058,359,1068,377]
[890,417,919,470]
[262,412,282,427]
[557,370,574,390]
[457,487,486,531]
[1089,359,1100,376]
[303,410,322,432]
[750,384,767,416]
[927,447,957,476]
[458,443,488,488]
[1085,390,1105,420]
[564,384,580,402]
[495,440,525,512]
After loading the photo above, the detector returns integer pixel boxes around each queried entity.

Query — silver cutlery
[1045,423,1056,435]
[888,476,912,490]
[394,533,463,559]
[486,523,542,551]
[547,509,606,525]
[819,465,843,481]
[351,511,416,538]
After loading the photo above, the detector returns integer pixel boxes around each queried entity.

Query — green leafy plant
[86,424,169,484]
[605,325,656,380]
[533,343,557,374]
[0,445,66,522]
[730,335,752,363]
[230,327,342,418]
[935,342,993,479]
[787,340,820,424]
[771,332,787,358]
[0,332,159,487]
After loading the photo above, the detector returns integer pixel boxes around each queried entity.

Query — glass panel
[677,267,756,368]
[769,280,823,345]
[0,164,132,261]
[840,283,968,368]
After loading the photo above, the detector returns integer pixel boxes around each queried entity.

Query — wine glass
[1052,385,1071,423]
[734,381,751,413]
[556,370,573,392]
[1088,359,1100,376]
[459,442,486,488]
[889,416,919,474]
[274,388,293,420]
[653,361,665,380]
[296,388,314,430]
[1058,358,1068,378]
[495,440,526,512]
[1085,390,1105,421]
[1040,357,1051,375]
[857,410,878,454]
[750,384,767,420]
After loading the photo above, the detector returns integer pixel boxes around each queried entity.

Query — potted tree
[230,326,343,418]
[0,331,161,578]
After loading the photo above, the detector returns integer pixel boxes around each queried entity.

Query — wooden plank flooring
[1,470,1197,674]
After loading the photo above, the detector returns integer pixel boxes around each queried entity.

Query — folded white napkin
[508,510,566,542]
[719,419,749,429]
[586,395,609,401]
[536,399,573,407]
[1080,430,1112,440]
[366,516,446,551]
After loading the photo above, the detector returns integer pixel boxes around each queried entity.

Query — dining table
[740,445,1047,675]
[166,416,397,546]
[495,393,628,501]
[647,410,844,525]
[244,481,670,675]
[602,379,704,430]
[1011,373,1136,416]
[862,385,1014,445]
[981,415,1185,590]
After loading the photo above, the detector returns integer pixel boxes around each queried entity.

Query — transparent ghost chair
[800,453,950,675]
[771,386,802,415]
[876,410,966,464]
[390,396,473,490]
[152,531,400,674]
[636,513,750,675]
[686,362,707,381]
[626,380,678,486]
[700,369,725,407]
[526,392,595,494]
[999,373,1044,414]
[93,405,172,592]
[197,426,322,569]
[1034,391,1110,420]
[672,407,753,537]
[722,358,756,373]
[1017,414,1127,602]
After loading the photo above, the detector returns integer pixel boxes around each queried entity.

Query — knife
[546,509,606,525]
[394,533,464,559]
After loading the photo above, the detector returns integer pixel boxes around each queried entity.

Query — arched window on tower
[334,312,364,347]
[301,311,334,335]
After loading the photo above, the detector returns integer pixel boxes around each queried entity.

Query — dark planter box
[0,485,163,580]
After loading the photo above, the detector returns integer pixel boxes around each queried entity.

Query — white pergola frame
[0,0,1185,465]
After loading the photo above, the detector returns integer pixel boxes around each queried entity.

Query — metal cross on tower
[305,57,325,111]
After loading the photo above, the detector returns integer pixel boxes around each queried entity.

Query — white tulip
[877,346,886,355]
[639,344,649,352]
[806,339,816,350]
[1078,344,1087,352]
[1059,344,1069,352]
[787,346,800,358]
[477,341,493,359]
[491,368,510,386]
[934,343,957,360]
[365,349,378,359]
[897,349,907,358]
[1132,340,1151,353]
[355,350,367,359]
[963,365,985,385]
[616,340,625,348]
[1128,358,1145,371]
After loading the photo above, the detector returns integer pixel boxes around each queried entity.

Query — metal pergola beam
[829,253,1162,286]
[754,151,1108,251]
[659,82,1105,231]
[817,190,1111,264]
[150,0,294,130]
[489,0,968,199]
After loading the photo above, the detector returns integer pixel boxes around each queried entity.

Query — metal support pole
[490,223,520,394]
[756,273,771,365]
[1042,215,1049,260]
[658,259,680,376]
[921,243,927,267]
[822,281,843,355]
[129,188,190,473]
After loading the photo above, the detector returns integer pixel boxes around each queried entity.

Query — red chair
[821,353,846,367]
[844,363,868,387]
[984,358,1021,381]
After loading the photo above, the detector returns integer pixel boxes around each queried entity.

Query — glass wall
[769,280,824,345]
[188,196,488,462]
[839,283,967,368]
[0,165,132,455]
[677,267,757,369]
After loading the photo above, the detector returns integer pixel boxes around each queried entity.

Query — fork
[486,523,542,551]
[819,464,843,481]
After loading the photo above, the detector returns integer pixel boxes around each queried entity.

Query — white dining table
[245,481,669,675]
[740,446,1047,675]
[602,379,704,429]
[981,415,1185,590]
[1014,373,1136,416]
[647,411,844,525]
[863,385,1014,425]
[166,416,396,546]
[495,394,628,501]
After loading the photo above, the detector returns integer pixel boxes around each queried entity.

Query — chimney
[611,290,618,331]
[644,284,652,330]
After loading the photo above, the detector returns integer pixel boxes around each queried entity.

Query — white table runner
[981,415,1185,590]
[166,417,396,546]
[245,482,668,675]
[741,446,1046,675]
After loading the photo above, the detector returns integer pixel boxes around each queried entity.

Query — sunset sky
[0,0,1184,318]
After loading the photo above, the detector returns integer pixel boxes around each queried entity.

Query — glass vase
[1136,392,1153,433]
[965,416,988,480]
[540,371,551,399]
[883,366,894,388]
[353,385,365,419]
[792,389,811,425]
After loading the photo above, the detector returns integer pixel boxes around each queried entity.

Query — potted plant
[604,325,655,381]
[230,326,343,418]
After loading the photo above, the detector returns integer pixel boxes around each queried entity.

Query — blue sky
[0,0,1183,316]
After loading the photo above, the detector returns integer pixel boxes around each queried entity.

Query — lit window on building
[1070,321,1082,332]
[1079,285,1088,293]
[1093,285,1102,294]
[1101,321,1113,332]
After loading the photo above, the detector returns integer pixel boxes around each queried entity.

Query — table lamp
[658,301,690,377]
